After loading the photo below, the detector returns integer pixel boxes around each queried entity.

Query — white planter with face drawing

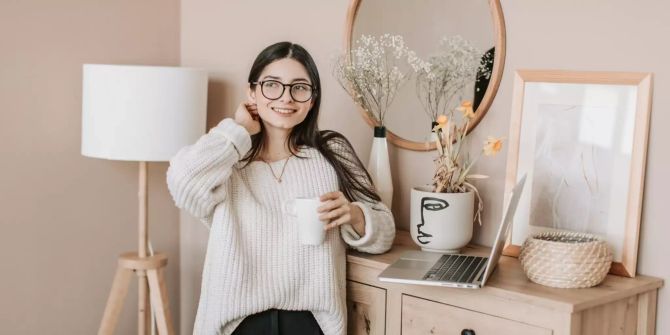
[410,186,474,253]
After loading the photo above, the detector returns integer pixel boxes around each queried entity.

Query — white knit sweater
[166,119,396,335]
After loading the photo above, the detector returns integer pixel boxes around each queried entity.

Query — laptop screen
[481,174,527,285]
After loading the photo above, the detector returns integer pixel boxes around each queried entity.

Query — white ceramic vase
[410,186,474,253]
[367,126,393,208]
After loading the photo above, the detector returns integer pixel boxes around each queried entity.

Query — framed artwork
[502,70,653,277]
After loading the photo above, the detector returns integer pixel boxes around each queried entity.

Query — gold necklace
[262,155,292,183]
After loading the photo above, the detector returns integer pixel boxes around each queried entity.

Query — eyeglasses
[251,80,316,103]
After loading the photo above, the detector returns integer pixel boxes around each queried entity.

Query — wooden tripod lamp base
[98,252,174,335]
[81,65,207,335]
[97,161,175,335]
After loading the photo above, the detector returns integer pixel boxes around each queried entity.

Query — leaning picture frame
[502,70,653,277]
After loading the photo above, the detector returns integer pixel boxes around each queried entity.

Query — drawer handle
[461,329,476,335]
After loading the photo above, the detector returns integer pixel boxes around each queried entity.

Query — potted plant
[411,36,501,253]
[333,34,429,208]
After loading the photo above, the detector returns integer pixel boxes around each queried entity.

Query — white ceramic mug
[289,197,327,245]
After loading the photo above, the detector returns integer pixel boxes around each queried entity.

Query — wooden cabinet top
[346,230,663,313]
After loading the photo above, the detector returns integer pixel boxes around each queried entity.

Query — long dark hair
[242,41,381,204]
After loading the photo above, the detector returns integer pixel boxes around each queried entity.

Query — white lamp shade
[81,64,208,161]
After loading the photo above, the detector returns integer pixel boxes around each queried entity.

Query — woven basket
[519,231,613,288]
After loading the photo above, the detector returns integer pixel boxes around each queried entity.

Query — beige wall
[492,2,669,334]
[0,1,181,334]
[3,1,666,334]
[181,0,669,333]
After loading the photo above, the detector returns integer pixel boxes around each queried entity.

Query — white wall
[180,0,669,333]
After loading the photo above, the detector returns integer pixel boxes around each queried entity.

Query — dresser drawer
[401,295,551,335]
[347,281,386,335]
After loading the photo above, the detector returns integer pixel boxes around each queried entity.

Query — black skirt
[231,309,324,335]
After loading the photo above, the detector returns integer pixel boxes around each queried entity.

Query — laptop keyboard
[422,254,488,283]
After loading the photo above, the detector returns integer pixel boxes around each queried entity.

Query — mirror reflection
[352,0,496,144]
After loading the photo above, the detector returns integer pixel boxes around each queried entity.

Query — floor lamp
[81,64,207,335]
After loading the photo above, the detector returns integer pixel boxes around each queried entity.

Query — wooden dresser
[345,231,663,335]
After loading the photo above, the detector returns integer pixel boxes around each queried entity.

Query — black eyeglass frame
[250,80,317,103]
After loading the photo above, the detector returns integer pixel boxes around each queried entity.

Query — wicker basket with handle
[519,231,613,288]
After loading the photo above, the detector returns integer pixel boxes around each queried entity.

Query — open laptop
[378,175,527,289]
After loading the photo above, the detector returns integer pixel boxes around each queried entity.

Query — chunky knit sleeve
[166,118,251,227]
[326,135,396,254]
[341,201,396,254]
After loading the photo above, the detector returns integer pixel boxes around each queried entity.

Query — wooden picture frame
[502,70,653,277]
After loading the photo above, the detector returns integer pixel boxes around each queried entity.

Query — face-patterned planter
[410,187,474,253]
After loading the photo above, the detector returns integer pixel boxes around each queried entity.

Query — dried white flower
[333,34,427,126]
[415,35,489,123]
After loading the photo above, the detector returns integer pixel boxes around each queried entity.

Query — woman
[167,41,395,335]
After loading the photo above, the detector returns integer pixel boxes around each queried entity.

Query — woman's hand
[234,102,261,135]
[318,191,365,235]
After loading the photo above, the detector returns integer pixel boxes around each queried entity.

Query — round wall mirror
[344,0,506,151]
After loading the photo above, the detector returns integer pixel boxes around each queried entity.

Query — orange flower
[483,137,503,156]
[432,115,448,132]
[457,100,475,119]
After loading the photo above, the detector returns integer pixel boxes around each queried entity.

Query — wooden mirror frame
[344,0,507,151]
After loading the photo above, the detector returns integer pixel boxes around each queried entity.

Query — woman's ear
[247,83,256,103]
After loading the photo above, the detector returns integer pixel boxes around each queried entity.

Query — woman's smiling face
[248,57,315,131]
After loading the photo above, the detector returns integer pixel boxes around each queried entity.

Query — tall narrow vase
[367,126,393,208]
